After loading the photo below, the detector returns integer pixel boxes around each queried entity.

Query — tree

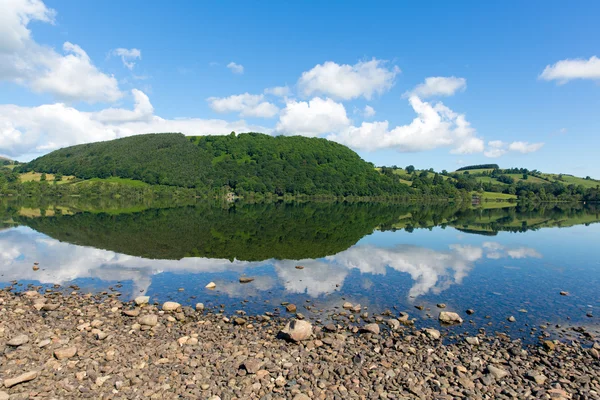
[54,172,63,182]
[40,173,46,182]
[405,165,415,174]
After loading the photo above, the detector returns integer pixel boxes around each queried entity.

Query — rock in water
[206,282,216,289]
[423,328,441,340]
[134,296,149,305]
[279,319,313,342]
[343,302,353,309]
[54,346,78,360]
[7,334,29,347]
[239,277,255,283]
[436,303,447,308]
[559,291,569,296]
[466,337,480,345]
[295,265,304,269]
[439,311,463,324]
[507,316,516,322]
[361,323,380,335]
[162,301,181,311]
[286,304,297,313]
[195,303,205,311]
[3,371,38,388]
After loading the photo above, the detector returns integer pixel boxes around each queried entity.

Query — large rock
[7,334,29,347]
[138,314,158,327]
[439,311,463,324]
[361,323,380,335]
[343,302,353,309]
[162,301,181,311]
[278,319,313,342]
[134,296,149,306]
[3,371,38,388]
[487,365,509,380]
[423,328,441,340]
[54,347,77,360]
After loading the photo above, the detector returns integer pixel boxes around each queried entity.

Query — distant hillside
[22,132,409,197]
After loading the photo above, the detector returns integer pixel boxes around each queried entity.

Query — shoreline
[1,289,599,399]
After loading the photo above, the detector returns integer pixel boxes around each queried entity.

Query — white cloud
[276,97,350,136]
[298,59,400,100]
[111,48,141,70]
[410,76,467,98]
[227,61,244,74]
[0,89,269,158]
[0,0,122,103]
[540,56,600,83]
[327,95,484,153]
[508,141,544,154]
[484,140,507,158]
[207,93,279,118]
[483,140,544,158]
[363,105,376,118]
[264,86,291,97]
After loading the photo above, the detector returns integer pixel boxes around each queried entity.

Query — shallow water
[1,201,599,343]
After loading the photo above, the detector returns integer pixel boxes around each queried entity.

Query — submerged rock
[439,311,463,324]
[239,277,255,283]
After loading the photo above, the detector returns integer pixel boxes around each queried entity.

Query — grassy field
[541,173,600,189]
[19,171,76,184]
[475,191,518,201]
[505,174,548,184]
[76,177,150,187]
[454,168,495,174]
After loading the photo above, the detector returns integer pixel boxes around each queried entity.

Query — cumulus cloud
[207,93,279,118]
[363,105,376,118]
[483,140,544,158]
[276,97,350,136]
[540,56,600,83]
[227,61,244,74]
[410,76,467,98]
[298,59,400,100]
[264,86,291,97]
[0,89,269,158]
[327,95,483,153]
[508,141,544,154]
[111,48,141,70]
[0,0,122,103]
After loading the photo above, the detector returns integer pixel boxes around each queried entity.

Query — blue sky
[1,1,599,177]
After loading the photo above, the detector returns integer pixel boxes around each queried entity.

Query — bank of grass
[19,171,75,184]
[542,173,600,189]
[75,177,150,187]
[474,191,517,201]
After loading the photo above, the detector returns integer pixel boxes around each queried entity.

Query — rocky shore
[1,288,599,399]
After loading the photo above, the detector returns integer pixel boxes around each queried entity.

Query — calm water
[1,201,599,342]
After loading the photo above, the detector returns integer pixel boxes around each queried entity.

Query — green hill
[21,132,409,197]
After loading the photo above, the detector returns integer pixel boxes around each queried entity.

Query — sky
[1,0,599,177]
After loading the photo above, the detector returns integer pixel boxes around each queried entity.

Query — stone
[361,323,380,335]
[286,304,297,313]
[54,346,77,360]
[295,265,304,269]
[122,308,140,317]
[3,371,38,388]
[241,359,262,374]
[423,328,441,340]
[134,296,150,305]
[162,301,181,311]
[387,319,400,331]
[560,291,569,296]
[206,282,216,289]
[195,303,204,311]
[41,303,60,311]
[293,394,311,400]
[234,318,246,326]
[487,365,509,380]
[437,303,447,308]
[343,302,353,309]
[7,334,29,346]
[439,311,463,324]
[279,319,313,342]
[507,316,516,322]
[543,340,556,351]
[466,336,480,345]
[239,277,254,283]
[138,314,158,327]
[525,371,547,385]
[0,391,8,400]
[466,309,475,315]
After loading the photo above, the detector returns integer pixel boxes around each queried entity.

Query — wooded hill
[20,133,410,197]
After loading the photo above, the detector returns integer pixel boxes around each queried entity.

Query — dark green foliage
[23,133,211,188]
[21,133,411,197]
[457,164,499,171]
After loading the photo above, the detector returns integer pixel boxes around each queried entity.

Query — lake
[1,200,599,343]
